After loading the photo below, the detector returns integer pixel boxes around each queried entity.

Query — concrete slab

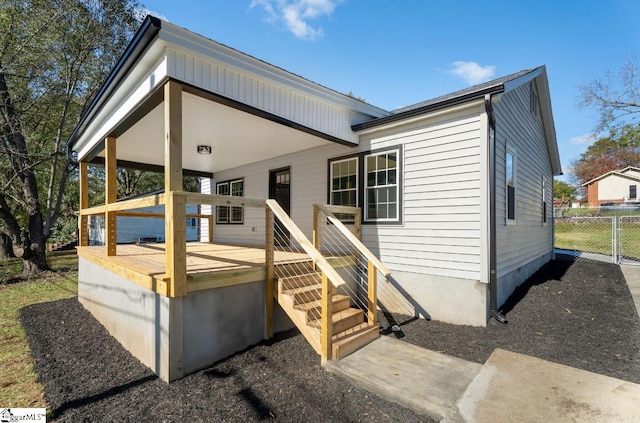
[620,264,640,320]
[457,349,640,423]
[324,336,482,422]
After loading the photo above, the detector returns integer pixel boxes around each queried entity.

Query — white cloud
[449,61,496,85]
[569,133,596,145]
[138,8,169,22]
[250,0,341,40]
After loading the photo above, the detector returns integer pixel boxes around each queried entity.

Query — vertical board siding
[495,82,553,277]
[165,49,375,143]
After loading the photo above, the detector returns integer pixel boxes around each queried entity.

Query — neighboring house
[67,16,561,381]
[583,167,640,207]
[87,191,200,245]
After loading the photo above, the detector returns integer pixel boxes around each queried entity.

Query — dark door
[269,167,291,247]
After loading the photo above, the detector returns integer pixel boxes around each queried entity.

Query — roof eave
[351,85,505,132]
[66,15,162,152]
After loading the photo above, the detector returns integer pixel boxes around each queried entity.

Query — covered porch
[69,17,394,381]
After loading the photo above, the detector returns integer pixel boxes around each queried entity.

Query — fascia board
[75,49,168,160]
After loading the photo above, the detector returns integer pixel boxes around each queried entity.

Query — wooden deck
[77,242,351,296]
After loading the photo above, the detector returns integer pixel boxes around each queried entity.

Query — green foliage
[571,124,640,185]
[553,179,578,201]
[0,0,142,270]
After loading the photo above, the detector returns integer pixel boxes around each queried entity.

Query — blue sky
[142,0,639,182]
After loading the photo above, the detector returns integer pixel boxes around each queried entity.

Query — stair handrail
[266,199,346,289]
[313,204,391,277]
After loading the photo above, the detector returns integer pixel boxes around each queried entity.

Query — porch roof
[66,16,390,174]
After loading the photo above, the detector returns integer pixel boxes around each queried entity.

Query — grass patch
[0,252,78,408]
[555,218,640,259]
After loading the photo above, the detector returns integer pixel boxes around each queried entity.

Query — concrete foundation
[380,270,489,327]
[496,252,552,308]
[78,257,293,382]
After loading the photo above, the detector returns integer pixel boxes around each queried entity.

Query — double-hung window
[630,185,637,200]
[330,157,358,221]
[328,146,402,224]
[365,150,399,222]
[216,179,244,224]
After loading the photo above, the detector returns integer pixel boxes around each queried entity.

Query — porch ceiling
[96,91,334,175]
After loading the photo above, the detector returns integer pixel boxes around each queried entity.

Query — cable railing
[78,190,383,362]
[313,204,414,320]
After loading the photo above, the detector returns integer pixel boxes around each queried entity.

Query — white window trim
[629,184,637,200]
[364,149,400,223]
[506,146,517,225]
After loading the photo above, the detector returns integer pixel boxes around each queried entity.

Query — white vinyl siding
[361,105,484,281]
[207,105,484,281]
[206,143,354,247]
[494,81,554,286]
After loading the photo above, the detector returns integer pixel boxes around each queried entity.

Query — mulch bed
[379,258,640,384]
[19,258,640,421]
[20,299,431,422]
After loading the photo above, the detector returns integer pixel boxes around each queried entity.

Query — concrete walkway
[620,264,640,319]
[326,265,640,423]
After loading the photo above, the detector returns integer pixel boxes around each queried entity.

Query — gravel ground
[20,258,640,421]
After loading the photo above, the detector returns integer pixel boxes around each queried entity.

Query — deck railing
[78,191,357,362]
[312,204,412,321]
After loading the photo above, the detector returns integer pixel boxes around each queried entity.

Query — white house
[67,16,561,381]
[87,191,200,245]
[583,166,640,207]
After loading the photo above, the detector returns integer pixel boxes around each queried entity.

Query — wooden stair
[276,269,379,361]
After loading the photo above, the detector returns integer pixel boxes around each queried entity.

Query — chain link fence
[618,216,640,265]
[554,213,640,265]
[554,217,617,262]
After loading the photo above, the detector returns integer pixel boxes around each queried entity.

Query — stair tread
[307,307,362,328]
[281,284,321,295]
[294,294,349,311]
[277,272,320,282]
[332,322,378,342]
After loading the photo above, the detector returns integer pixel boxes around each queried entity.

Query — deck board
[77,242,319,295]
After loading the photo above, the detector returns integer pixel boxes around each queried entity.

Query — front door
[269,167,291,247]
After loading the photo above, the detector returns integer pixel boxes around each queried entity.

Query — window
[506,149,516,222]
[630,185,637,200]
[365,150,398,221]
[529,82,539,116]
[330,157,358,221]
[186,218,198,228]
[327,146,402,224]
[330,157,358,207]
[542,177,547,224]
[216,179,244,224]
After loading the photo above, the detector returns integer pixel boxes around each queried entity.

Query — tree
[553,179,578,201]
[0,0,141,273]
[580,56,640,131]
[571,124,640,186]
